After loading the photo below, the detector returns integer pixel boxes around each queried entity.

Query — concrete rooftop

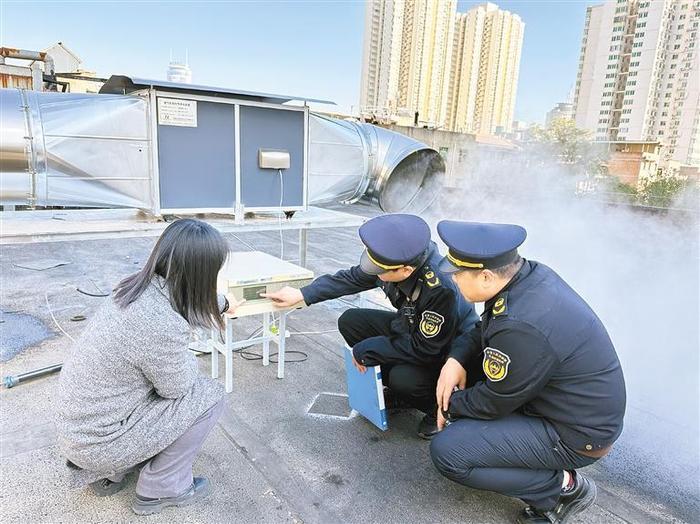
[0,204,695,524]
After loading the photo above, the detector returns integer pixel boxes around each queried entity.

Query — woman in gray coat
[57,219,240,516]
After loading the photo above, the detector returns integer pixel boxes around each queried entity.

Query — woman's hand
[224,294,246,315]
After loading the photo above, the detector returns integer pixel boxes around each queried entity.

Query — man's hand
[436,357,467,417]
[224,294,246,315]
[352,353,367,374]
[437,408,448,431]
[261,286,304,307]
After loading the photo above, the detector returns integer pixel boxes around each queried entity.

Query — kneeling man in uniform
[264,214,478,438]
[430,220,626,523]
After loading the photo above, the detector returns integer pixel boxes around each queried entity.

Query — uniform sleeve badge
[492,294,508,316]
[483,347,511,382]
[419,311,444,338]
[424,269,440,288]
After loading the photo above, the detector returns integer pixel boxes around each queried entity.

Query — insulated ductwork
[0,89,151,208]
[0,88,445,213]
[308,114,445,213]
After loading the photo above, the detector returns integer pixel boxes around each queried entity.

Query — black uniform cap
[437,220,527,274]
[358,214,431,275]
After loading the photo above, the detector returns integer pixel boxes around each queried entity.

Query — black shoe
[417,414,439,440]
[516,472,597,524]
[89,477,125,497]
[132,477,211,516]
[383,388,411,411]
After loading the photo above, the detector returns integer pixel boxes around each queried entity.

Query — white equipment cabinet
[209,251,314,392]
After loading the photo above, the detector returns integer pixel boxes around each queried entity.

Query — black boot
[417,413,439,440]
[90,477,126,497]
[516,471,597,524]
[383,388,411,411]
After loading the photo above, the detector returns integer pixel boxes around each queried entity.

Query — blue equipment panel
[239,105,305,209]
[157,99,236,209]
[344,346,388,431]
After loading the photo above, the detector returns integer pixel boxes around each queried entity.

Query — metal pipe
[3,363,63,388]
[0,47,55,76]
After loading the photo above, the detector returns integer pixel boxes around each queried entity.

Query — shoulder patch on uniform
[483,347,511,382]
[423,268,441,288]
[419,311,444,338]
[492,293,508,316]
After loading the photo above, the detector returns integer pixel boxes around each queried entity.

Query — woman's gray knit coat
[56,277,224,478]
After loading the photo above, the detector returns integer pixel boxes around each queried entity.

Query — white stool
[208,309,291,393]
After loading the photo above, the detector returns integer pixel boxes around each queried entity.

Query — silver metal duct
[308,114,445,213]
[0,88,445,213]
[0,89,152,208]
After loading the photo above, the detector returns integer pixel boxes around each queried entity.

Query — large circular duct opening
[378,149,445,213]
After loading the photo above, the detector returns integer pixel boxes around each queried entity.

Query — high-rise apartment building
[360,1,523,134]
[360,0,456,127]
[447,4,524,134]
[574,0,700,166]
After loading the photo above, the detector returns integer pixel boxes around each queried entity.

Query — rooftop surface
[0,203,695,523]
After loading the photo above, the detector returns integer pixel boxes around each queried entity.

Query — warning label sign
[157,98,197,127]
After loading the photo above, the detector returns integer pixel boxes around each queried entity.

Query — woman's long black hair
[113,218,228,330]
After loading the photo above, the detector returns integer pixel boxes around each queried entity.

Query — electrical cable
[278,168,284,260]
[228,232,257,252]
[45,290,76,343]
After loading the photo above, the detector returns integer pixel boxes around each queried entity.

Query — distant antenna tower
[567,84,575,104]
[167,49,192,84]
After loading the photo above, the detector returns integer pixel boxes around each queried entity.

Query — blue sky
[1,0,597,123]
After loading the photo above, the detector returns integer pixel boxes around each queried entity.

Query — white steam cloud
[424,150,699,521]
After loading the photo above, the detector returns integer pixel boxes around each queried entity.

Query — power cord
[278,168,284,260]
[228,232,257,252]
[45,290,76,343]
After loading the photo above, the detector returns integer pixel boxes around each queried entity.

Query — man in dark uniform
[264,214,478,438]
[430,220,626,523]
